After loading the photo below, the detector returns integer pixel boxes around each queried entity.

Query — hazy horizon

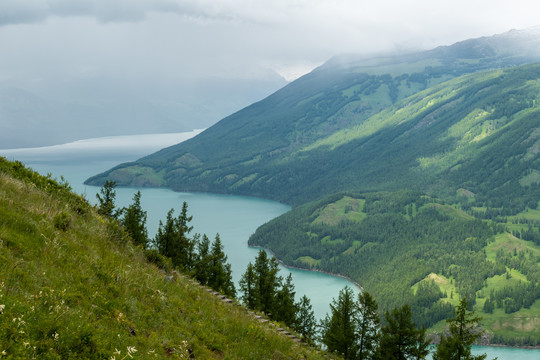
[1,1,540,148]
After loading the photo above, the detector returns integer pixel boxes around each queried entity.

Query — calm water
[2,133,540,359]
[0,132,355,321]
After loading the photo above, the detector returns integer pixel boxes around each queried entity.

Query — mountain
[84,28,540,345]
[0,157,330,358]
[0,74,286,149]
[249,189,540,345]
[86,28,540,207]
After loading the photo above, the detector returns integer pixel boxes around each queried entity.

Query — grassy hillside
[85,30,540,206]
[249,191,540,345]
[0,158,332,359]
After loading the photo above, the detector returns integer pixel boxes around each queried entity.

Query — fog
[0,130,203,163]
[1,1,539,148]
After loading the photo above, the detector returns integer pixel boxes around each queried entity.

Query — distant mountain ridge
[87,28,540,208]
[1,74,286,148]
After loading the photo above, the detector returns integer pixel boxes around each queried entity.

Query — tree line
[95,181,496,359]
[96,180,235,298]
[318,287,493,360]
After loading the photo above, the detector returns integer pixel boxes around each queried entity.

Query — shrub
[144,248,173,271]
[53,212,71,231]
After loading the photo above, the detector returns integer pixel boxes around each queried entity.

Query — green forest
[250,190,540,345]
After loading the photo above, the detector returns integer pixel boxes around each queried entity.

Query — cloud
[0,0,212,26]
[1,0,540,84]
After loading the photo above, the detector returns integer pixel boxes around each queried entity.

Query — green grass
[0,159,333,359]
[412,273,460,307]
[421,203,475,221]
[311,196,366,226]
[296,256,321,268]
[484,269,529,292]
[507,206,540,222]
[480,300,540,340]
[485,233,540,262]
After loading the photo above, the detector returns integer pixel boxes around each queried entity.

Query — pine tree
[320,286,358,359]
[208,234,236,298]
[378,304,429,360]
[482,297,494,314]
[356,291,380,360]
[195,234,211,285]
[275,273,298,327]
[153,202,196,271]
[96,180,117,218]
[121,191,148,248]
[154,209,176,261]
[239,262,258,309]
[295,295,317,342]
[253,250,281,316]
[433,298,488,360]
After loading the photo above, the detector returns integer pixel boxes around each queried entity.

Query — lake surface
[2,132,540,359]
[0,132,356,321]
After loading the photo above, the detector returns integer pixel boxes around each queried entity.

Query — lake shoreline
[249,243,363,291]
[6,132,540,358]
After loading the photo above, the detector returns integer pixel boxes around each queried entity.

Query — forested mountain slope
[89,61,540,212]
[249,191,540,345]
[0,158,329,359]
[86,29,540,207]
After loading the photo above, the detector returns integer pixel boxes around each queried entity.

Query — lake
[0,131,356,321]
[2,132,539,359]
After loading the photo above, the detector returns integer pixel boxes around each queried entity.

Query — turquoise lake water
[3,133,540,359]
[0,133,356,321]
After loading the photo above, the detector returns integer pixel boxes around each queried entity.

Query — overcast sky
[1,0,539,84]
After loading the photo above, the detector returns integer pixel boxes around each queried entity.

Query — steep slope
[90,61,540,210]
[0,158,329,359]
[86,28,540,204]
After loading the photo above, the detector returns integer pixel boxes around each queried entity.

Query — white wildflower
[114,348,121,355]
[2,350,7,356]
[0,304,5,314]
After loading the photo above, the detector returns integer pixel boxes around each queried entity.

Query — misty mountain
[87,28,540,207]
[0,73,286,149]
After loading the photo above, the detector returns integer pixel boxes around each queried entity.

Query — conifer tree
[433,298,489,360]
[121,191,148,248]
[356,291,380,360]
[320,286,358,359]
[153,202,196,271]
[253,249,281,315]
[295,295,317,342]
[96,180,117,218]
[195,234,211,285]
[378,304,429,360]
[239,262,258,309]
[275,273,298,327]
[208,233,236,298]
